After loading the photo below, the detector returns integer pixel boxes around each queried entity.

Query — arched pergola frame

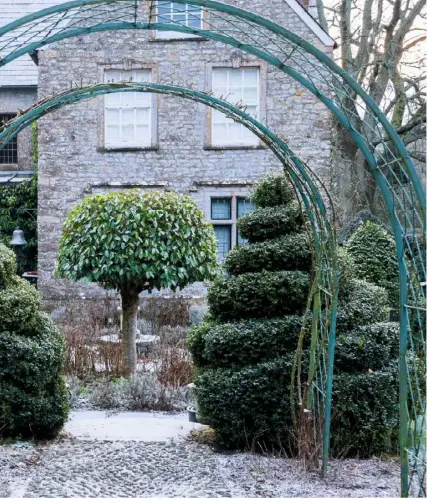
[0,1,425,496]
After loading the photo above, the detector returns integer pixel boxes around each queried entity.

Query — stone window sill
[203,145,267,151]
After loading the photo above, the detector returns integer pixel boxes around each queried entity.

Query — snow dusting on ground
[0,411,400,498]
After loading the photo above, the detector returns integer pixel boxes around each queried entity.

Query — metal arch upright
[0,1,425,496]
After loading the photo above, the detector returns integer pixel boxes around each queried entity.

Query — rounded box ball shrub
[0,244,69,439]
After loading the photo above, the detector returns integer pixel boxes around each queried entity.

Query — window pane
[228,122,241,141]
[172,12,186,23]
[122,125,135,142]
[173,2,186,12]
[105,92,121,107]
[136,125,150,144]
[212,69,228,87]
[106,108,120,124]
[243,87,258,103]
[136,108,149,124]
[135,92,151,107]
[188,13,202,28]
[104,70,121,83]
[157,1,202,27]
[212,67,260,145]
[134,71,151,83]
[213,225,231,263]
[121,93,135,107]
[243,69,259,86]
[104,69,152,148]
[0,114,17,164]
[122,108,134,125]
[237,198,256,218]
[242,126,258,140]
[237,199,256,245]
[212,110,226,124]
[106,125,120,142]
[245,105,258,118]
[213,123,227,141]
[211,198,231,220]
[229,70,242,87]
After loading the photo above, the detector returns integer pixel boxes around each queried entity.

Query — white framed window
[211,67,260,147]
[155,1,203,39]
[209,196,256,262]
[104,69,153,149]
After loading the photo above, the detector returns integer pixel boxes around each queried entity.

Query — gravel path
[0,412,400,498]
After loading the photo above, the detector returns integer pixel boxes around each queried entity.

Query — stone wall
[36,0,333,303]
[0,88,37,172]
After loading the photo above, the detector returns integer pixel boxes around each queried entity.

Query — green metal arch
[0,0,423,213]
[0,1,425,495]
[0,79,339,473]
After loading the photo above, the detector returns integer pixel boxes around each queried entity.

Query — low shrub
[190,316,304,369]
[89,373,186,412]
[336,279,389,330]
[249,172,295,208]
[346,221,399,308]
[225,233,311,275]
[334,322,399,372]
[208,270,310,322]
[196,356,295,450]
[331,362,399,457]
[237,202,304,243]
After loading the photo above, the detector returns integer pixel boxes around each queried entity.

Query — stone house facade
[0,1,334,305]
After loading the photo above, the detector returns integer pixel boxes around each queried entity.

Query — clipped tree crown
[56,189,218,292]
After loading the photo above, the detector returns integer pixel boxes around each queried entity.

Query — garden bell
[10,228,27,246]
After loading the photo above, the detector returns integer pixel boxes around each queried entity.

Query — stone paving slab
[64,411,205,441]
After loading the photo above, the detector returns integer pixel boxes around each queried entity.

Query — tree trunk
[120,287,140,377]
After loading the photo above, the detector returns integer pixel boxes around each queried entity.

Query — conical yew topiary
[0,244,69,439]
[188,173,400,457]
